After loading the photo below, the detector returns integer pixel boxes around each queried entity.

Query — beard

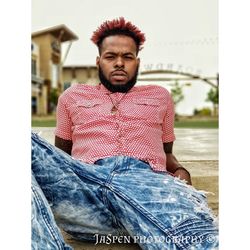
[98,66,139,93]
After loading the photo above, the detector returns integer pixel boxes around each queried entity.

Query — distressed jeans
[31,132,219,250]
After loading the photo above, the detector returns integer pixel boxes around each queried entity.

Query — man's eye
[124,56,134,60]
[105,56,115,59]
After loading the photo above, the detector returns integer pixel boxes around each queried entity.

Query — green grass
[174,119,218,128]
[32,117,218,128]
[32,119,56,127]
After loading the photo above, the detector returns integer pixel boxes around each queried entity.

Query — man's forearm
[166,153,192,185]
[55,136,73,155]
[165,153,182,173]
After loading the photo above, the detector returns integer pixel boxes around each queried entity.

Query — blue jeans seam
[32,185,65,250]
[106,184,169,232]
[106,184,190,249]
[167,217,218,249]
[101,160,126,230]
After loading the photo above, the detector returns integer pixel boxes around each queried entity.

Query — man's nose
[115,57,124,68]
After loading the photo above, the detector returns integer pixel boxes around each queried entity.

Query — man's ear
[137,57,140,67]
[96,56,100,68]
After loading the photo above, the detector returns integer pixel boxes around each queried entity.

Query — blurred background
[31,0,218,128]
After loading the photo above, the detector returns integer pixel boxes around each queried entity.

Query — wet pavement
[32,127,218,250]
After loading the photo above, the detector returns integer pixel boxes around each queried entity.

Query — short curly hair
[91,17,146,54]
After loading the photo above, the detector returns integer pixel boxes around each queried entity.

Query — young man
[32,17,218,249]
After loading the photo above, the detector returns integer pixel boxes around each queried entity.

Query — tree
[206,87,219,116]
[171,81,185,119]
[49,88,59,113]
[171,81,184,106]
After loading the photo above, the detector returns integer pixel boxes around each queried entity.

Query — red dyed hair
[91,17,146,53]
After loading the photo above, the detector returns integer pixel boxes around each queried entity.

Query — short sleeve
[162,92,176,142]
[54,95,72,140]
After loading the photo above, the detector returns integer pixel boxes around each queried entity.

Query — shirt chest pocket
[123,98,162,123]
[71,100,104,124]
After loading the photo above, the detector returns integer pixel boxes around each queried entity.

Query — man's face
[96,35,140,92]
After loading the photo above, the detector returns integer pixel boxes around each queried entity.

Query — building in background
[31,24,78,115]
[31,41,44,114]
[62,65,99,90]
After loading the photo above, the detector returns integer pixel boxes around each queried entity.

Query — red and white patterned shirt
[55,83,175,172]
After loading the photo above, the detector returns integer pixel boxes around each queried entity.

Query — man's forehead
[101,35,137,53]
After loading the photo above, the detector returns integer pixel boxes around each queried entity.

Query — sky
[32,0,218,115]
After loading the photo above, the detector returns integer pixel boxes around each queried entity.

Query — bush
[193,107,212,116]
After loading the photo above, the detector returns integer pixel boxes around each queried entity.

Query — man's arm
[164,142,192,185]
[55,136,73,155]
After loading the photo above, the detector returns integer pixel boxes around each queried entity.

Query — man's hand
[164,142,192,185]
[173,168,192,185]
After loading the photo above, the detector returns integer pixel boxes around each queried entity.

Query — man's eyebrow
[104,51,116,55]
[123,52,135,56]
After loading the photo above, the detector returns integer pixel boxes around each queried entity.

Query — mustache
[111,69,127,75]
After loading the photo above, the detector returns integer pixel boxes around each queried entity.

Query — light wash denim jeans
[31,132,219,250]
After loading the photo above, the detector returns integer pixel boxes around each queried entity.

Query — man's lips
[111,71,127,81]
[111,70,127,76]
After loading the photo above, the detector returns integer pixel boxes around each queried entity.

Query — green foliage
[50,88,59,106]
[171,81,184,106]
[193,107,212,116]
[206,87,219,105]
[206,87,219,116]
